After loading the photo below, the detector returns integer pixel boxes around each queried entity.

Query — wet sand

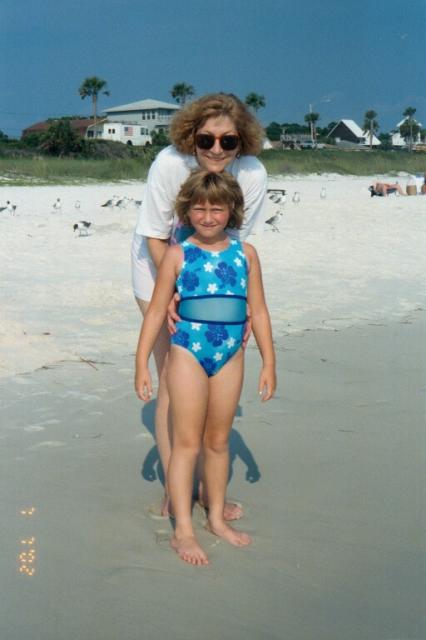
[0,316,424,640]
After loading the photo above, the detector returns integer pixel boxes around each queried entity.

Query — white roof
[330,119,381,145]
[395,117,422,128]
[104,99,180,113]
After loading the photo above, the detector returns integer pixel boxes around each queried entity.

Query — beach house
[391,117,423,148]
[22,118,96,139]
[85,119,152,146]
[102,98,180,133]
[327,120,381,147]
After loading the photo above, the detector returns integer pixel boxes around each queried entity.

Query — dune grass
[0,149,425,186]
[260,149,426,176]
[0,155,153,186]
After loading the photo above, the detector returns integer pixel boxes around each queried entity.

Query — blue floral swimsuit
[170,237,248,377]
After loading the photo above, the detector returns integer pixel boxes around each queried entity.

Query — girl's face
[188,200,231,240]
[195,116,240,173]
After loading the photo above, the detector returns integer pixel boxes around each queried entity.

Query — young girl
[135,170,276,566]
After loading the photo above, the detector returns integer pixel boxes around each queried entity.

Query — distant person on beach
[131,93,267,519]
[369,182,405,197]
[421,174,426,195]
[135,170,276,565]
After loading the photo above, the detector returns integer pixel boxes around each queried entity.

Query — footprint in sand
[155,529,171,550]
[147,504,171,521]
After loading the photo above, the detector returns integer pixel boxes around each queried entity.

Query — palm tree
[78,77,110,125]
[245,92,266,114]
[170,83,195,106]
[304,111,320,144]
[401,106,418,152]
[363,109,379,150]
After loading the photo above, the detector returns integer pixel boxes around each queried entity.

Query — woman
[132,93,267,518]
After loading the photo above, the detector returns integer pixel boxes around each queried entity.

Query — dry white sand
[0,176,425,639]
[1,175,425,376]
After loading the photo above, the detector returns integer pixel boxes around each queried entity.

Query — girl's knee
[174,437,203,457]
[203,436,229,455]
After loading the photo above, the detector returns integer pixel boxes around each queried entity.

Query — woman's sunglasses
[195,133,240,151]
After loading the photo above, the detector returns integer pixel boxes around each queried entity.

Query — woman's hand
[242,303,252,349]
[135,367,153,402]
[167,292,181,335]
[258,364,276,402]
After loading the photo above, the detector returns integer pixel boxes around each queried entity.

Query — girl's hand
[135,368,153,402]
[167,292,181,335]
[258,364,276,402]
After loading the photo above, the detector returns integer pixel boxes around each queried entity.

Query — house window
[142,113,145,119]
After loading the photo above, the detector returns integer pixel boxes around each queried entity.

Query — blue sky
[1,0,425,138]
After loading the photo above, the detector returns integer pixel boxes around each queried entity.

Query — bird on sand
[73,221,91,236]
[265,211,283,232]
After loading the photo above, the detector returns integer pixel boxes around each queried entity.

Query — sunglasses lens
[195,134,240,151]
[195,134,215,150]
[220,135,239,150]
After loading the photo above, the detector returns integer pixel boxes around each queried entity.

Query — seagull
[265,211,283,232]
[53,198,62,212]
[73,221,91,237]
[320,187,327,199]
[292,192,300,203]
[116,196,130,208]
[101,195,120,208]
[0,200,17,214]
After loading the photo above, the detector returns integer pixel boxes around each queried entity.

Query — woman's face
[195,116,240,173]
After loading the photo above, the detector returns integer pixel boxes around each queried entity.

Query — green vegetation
[1,147,425,186]
[362,110,379,150]
[78,76,110,123]
[245,92,266,114]
[0,152,156,185]
[259,149,426,176]
[170,82,195,105]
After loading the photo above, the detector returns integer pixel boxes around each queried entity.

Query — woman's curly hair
[170,93,264,156]
[175,169,245,229]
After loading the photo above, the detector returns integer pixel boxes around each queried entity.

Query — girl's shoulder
[240,241,260,270]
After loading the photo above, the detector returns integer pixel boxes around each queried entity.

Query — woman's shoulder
[230,156,267,189]
[153,145,197,172]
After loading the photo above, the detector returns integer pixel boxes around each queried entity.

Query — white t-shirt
[131,145,267,300]
[135,145,267,240]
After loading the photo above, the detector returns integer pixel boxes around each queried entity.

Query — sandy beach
[1,175,425,639]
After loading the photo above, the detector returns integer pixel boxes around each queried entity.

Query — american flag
[124,126,133,136]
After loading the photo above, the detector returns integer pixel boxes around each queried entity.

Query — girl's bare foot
[170,535,209,566]
[206,521,252,547]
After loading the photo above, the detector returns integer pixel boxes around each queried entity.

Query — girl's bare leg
[137,297,243,521]
[203,350,251,547]
[137,297,172,516]
[167,346,210,565]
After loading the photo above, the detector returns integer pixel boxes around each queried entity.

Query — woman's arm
[244,243,276,401]
[135,246,180,400]
[227,158,268,241]
[147,237,169,269]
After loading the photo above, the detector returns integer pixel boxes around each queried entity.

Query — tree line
[0,76,423,154]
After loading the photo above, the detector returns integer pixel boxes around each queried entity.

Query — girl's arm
[244,243,276,401]
[135,245,180,401]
